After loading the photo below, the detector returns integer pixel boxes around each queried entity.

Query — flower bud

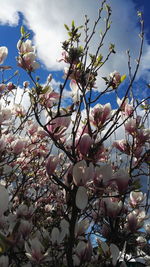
[0,46,8,64]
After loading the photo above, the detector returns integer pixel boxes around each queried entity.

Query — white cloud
[0,0,149,83]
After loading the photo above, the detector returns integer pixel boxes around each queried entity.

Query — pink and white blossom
[0,255,9,267]
[113,139,130,154]
[129,191,145,207]
[0,46,8,64]
[47,113,71,140]
[77,133,93,156]
[17,52,40,72]
[73,160,94,186]
[101,197,123,218]
[25,237,49,264]
[46,155,59,176]
[0,185,9,215]
[75,186,88,210]
[17,39,35,54]
[91,103,112,127]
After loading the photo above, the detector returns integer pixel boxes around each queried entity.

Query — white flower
[0,107,12,124]
[75,186,88,210]
[0,185,9,215]
[110,243,120,266]
[51,227,60,244]
[73,160,94,186]
[25,237,49,264]
[130,191,145,207]
[0,138,6,152]
[136,236,147,247]
[0,47,8,64]
[145,223,150,234]
[95,163,112,184]
[17,39,35,54]
[0,255,9,267]
[70,79,81,103]
[51,219,69,244]
[75,218,89,236]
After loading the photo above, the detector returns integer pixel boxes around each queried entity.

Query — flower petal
[0,185,9,215]
[75,186,88,210]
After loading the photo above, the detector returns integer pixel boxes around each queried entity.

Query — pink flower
[113,169,130,194]
[136,236,147,248]
[77,133,93,156]
[129,191,145,207]
[70,79,81,103]
[101,197,122,218]
[0,138,6,152]
[0,107,12,123]
[94,164,113,186]
[0,46,8,64]
[17,204,35,219]
[58,51,69,63]
[145,224,150,234]
[0,255,9,267]
[17,39,35,54]
[124,103,134,116]
[17,52,39,72]
[47,74,52,83]
[0,83,6,92]
[127,212,138,232]
[75,219,89,237]
[25,237,49,264]
[28,123,38,135]
[12,139,26,154]
[73,160,94,186]
[109,71,121,88]
[91,103,112,127]
[19,220,32,238]
[133,144,143,158]
[113,139,130,155]
[0,185,9,216]
[76,186,88,210]
[117,97,128,110]
[136,128,150,145]
[43,90,60,108]
[47,114,71,140]
[75,240,92,262]
[7,82,16,91]
[92,144,107,163]
[46,155,59,176]
[23,81,29,88]
[125,118,137,135]
[127,210,146,232]
[125,117,141,136]
[13,104,26,117]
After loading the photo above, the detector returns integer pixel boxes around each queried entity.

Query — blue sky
[0,0,149,107]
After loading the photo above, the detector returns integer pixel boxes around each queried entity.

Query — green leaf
[109,43,116,53]
[64,24,70,31]
[72,20,75,28]
[77,25,83,30]
[20,26,25,36]
[25,33,30,39]
[105,4,111,14]
[97,54,103,62]
[121,74,126,83]
[41,85,51,94]
[137,11,142,17]
[102,76,108,82]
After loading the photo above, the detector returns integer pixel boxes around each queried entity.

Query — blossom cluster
[0,4,149,267]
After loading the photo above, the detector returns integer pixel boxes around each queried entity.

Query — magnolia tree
[0,1,150,266]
